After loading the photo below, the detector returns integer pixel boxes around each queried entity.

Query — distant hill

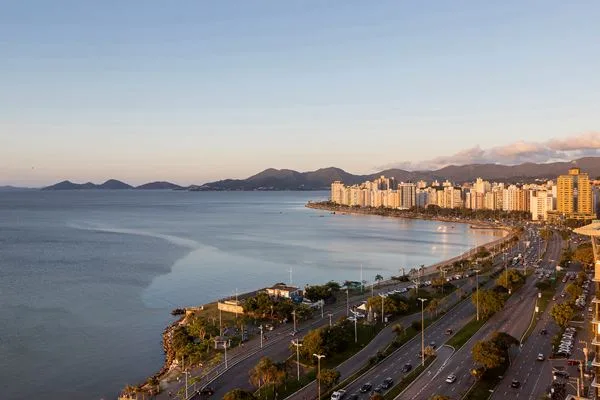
[39,156,600,191]
[43,179,132,190]
[198,157,600,190]
[136,181,183,190]
[0,185,31,191]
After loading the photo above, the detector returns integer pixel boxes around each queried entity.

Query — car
[401,363,412,373]
[445,328,453,335]
[382,378,393,389]
[373,386,383,393]
[511,380,521,388]
[331,390,346,400]
[540,329,548,335]
[554,370,570,378]
[446,374,457,383]
[359,383,372,393]
[537,353,545,361]
[198,387,215,396]
[348,395,358,400]
[430,341,437,349]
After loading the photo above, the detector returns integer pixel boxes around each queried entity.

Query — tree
[319,368,340,388]
[424,345,436,357]
[367,296,399,316]
[223,389,257,400]
[426,298,441,317]
[573,244,594,267]
[565,283,583,300]
[495,269,524,290]
[375,274,384,286]
[551,303,575,328]
[472,339,504,370]
[431,396,451,400]
[490,332,519,351]
[472,290,505,319]
[392,323,405,338]
[249,357,285,390]
[576,271,588,286]
[369,394,384,400]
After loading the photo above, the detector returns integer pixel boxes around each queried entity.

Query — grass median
[383,356,435,399]
[446,317,487,350]
[463,360,509,400]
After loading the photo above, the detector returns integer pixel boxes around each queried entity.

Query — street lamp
[313,353,326,399]
[349,310,359,343]
[292,310,297,333]
[259,325,263,349]
[327,312,333,327]
[346,288,349,316]
[379,293,387,323]
[418,298,427,366]
[292,339,303,381]
[474,269,481,321]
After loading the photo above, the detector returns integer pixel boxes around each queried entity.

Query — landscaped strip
[384,356,435,399]
[446,317,487,350]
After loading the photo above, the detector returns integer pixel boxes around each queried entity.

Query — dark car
[511,380,521,388]
[348,395,359,400]
[401,363,412,373]
[382,378,394,389]
[373,386,383,393]
[200,387,214,395]
[359,383,372,393]
[540,329,547,335]
[445,328,453,335]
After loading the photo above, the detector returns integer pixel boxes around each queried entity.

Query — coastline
[127,201,517,398]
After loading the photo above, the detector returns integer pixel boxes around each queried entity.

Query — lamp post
[350,310,359,343]
[474,269,481,321]
[418,298,427,366]
[292,310,297,333]
[320,300,324,319]
[379,293,387,323]
[259,325,263,349]
[327,312,333,327]
[292,339,303,381]
[313,353,326,399]
[219,307,223,336]
[346,288,349,316]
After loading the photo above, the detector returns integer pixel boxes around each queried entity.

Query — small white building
[266,284,301,299]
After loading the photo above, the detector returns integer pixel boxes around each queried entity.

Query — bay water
[0,191,501,399]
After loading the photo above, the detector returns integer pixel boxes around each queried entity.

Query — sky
[1,1,600,186]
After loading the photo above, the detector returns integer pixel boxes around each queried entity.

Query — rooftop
[574,220,600,237]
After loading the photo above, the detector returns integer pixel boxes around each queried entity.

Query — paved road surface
[406,228,562,400]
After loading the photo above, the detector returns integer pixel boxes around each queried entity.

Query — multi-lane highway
[491,231,566,400]
[401,228,563,400]
[166,272,472,399]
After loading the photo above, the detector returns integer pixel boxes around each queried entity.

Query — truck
[331,389,346,400]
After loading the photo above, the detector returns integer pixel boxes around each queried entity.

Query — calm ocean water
[0,190,501,399]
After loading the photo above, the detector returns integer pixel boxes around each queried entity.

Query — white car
[446,374,457,383]
[537,353,545,361]
[331,390,346,400]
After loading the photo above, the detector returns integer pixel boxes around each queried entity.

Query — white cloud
[380,132,600,171]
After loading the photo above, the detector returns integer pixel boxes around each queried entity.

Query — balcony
[592,337,600,347]
[592,377,600,388]
[593,357,600,367]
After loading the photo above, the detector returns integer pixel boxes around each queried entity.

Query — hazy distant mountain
[0,185,31,191]
[135,181,183,190]
[40,157,600,192]
[199,157,600,190]
[43,179,132,190]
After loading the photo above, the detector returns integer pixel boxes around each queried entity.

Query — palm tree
[375,274,384,286]
[249,357,285,397]
[426,298,440,317]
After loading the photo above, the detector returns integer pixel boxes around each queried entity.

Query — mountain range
[40,157,600,191]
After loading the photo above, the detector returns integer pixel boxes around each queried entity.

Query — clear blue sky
[1,1,599,186]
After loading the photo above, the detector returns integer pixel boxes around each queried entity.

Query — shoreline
[126,202,517,398]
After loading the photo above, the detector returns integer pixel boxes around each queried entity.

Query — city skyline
[2,2,600,186]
